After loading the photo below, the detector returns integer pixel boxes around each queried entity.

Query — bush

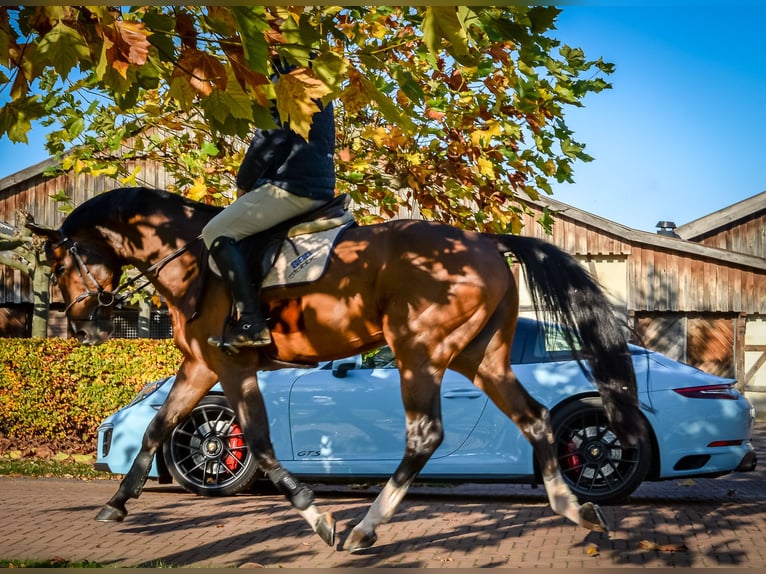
[0,338,182,453]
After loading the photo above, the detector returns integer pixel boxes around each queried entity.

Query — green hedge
[0,338,183,453]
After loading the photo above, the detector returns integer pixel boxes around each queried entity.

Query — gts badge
[297,450,321,457]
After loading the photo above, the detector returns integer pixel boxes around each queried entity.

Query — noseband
[56,236,197,322]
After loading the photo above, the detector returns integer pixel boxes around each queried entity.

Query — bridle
[55,235,200,322]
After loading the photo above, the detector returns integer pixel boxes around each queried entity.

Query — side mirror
[331,355,362,378]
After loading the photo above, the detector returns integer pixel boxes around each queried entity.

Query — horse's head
[27,220,122,345]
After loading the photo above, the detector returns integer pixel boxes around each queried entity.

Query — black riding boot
[208,236,272,349]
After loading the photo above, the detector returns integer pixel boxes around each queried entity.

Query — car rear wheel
[163,396,260,496]
[552,397,651,505]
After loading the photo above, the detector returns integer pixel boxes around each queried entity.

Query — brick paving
[0,422,763,568]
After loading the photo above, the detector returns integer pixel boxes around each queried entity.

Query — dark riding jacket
[235,101,336,201]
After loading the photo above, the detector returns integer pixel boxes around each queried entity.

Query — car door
[287,349,488,476]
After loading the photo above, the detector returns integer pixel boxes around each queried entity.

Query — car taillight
[673,384,739,400]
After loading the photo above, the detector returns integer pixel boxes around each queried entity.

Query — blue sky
[550,3,766,231]
[1,4,764,233]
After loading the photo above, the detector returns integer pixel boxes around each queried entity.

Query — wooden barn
[1,158,765,407]
[514,192,766,410]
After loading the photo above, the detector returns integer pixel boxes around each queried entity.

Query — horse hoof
[579,502,608,532]
[347,527,377,553]
[314,512,336,547]
[95,504,127,522]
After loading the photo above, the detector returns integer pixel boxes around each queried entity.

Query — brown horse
[29,186,645,552]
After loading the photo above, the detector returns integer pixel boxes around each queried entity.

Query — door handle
[443,389,483,399]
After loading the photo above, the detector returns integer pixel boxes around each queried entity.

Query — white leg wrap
[543,474,582,525]
[298,504,322,531]
[355,479,410,535]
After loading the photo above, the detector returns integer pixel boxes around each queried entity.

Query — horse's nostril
[76,330,89,343]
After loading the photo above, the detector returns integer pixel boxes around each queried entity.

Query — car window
[362,346,397,369]
[524,323,578,363]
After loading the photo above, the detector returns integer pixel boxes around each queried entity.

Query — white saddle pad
[262,217,354,288]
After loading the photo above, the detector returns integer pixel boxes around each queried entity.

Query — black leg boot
[208,236,272,350]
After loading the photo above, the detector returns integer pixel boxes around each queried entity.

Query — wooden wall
[518,202,766,316]
[691,210,766,258]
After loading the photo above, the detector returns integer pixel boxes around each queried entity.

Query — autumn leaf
[35,21,90,78]
[422,6,474,66]
[639,540,689,552]
[0,6,614,234]
[186,177,209,202]
[340,67,375,115]
[274,67,331,140]
[113,21,150,66]
[175,47,227,97]
[477,157,495,179]
[229,6,270,76]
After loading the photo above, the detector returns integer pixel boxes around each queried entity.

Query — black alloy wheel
[163,396,260,496]
[552,397,651,504]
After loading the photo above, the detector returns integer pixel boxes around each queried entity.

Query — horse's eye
[51,264,66,284]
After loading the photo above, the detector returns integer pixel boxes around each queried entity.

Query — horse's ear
[23,211,64,244]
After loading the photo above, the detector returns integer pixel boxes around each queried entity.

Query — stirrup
[208,317,272,352]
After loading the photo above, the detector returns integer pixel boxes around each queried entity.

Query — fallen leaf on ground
[639,540,688,552]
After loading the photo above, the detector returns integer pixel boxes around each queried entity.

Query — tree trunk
[30,251,50,338]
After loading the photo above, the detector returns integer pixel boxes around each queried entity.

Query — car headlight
[126,376,172,407]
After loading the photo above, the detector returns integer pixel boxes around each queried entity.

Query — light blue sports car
[95,318,757,504]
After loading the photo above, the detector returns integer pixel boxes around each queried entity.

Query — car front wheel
[551,397,651,505]
[163,396,260,496]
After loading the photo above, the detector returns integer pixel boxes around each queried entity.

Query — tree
[0,6,613,233]
[0,221,50,337]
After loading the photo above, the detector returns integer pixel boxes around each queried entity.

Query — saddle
[201,194,353,279]
[239,193,355,284]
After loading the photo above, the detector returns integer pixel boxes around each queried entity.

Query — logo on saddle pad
[262,213,354,288]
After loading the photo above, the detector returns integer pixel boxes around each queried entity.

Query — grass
[0,454,113,480]
[0,558,105,568]
[0,559,178,568]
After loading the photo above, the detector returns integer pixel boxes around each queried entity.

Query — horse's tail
[492,233,646,446]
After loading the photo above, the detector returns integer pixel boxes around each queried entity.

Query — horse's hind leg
[218,368,336,547]
[96,360,218,522]
[471,355,608,532]
[346,363,444,552]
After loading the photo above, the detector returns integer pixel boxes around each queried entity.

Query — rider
[201,60,336,350]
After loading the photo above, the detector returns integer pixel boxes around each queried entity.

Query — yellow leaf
[477,157,495,178]
[120,166,141,187]
[470,120,502,147]
[404,152,423,166]
[187,177,209,201]
[274,68,332,140]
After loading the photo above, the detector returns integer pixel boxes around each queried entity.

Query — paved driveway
[1,423,763,568]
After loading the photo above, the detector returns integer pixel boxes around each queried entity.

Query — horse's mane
[61,187,222,235]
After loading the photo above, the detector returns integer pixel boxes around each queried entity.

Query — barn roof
[525,193,766,273]
[674,190,766,241]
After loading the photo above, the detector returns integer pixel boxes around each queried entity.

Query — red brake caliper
[224,423,245,471]
[562,439,581,475]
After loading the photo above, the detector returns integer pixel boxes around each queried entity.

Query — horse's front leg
[95,361,217,522]
[219,368,336,547]
[346,369,444,552]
